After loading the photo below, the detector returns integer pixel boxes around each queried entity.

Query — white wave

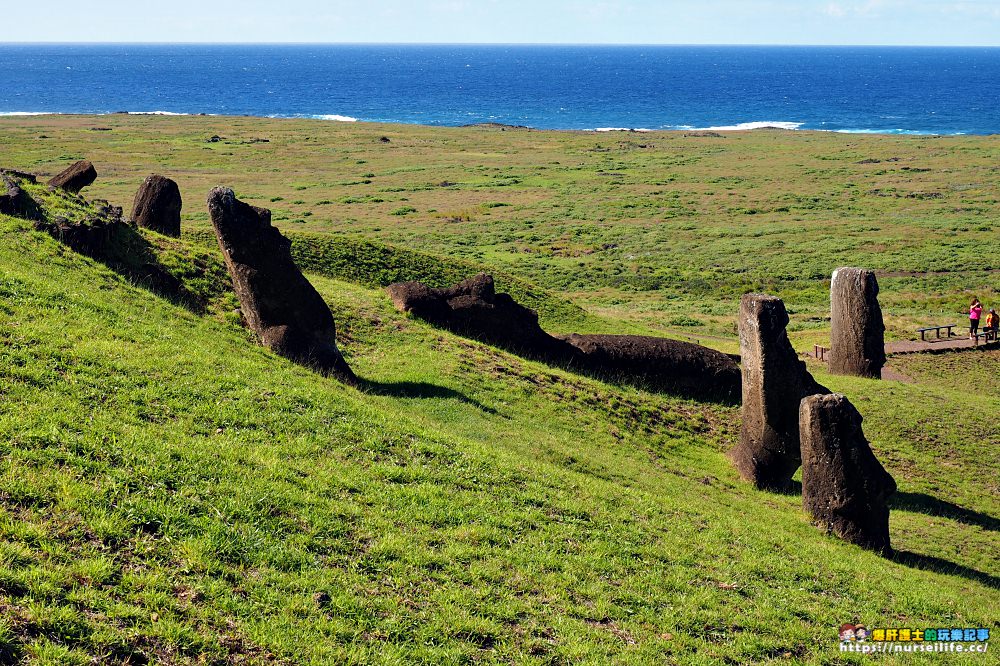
[0,111,55,116]
[692,121,804,131]
[828,128,955,136]
[127,110,190,116]
[312,114,358,122]
[594,127,654,132]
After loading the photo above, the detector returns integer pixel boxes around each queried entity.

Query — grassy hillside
[2,115,998,348]
[0,174,997,664]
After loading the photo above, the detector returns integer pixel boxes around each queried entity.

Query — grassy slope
[2,115,998,349]
[0,195,997,666]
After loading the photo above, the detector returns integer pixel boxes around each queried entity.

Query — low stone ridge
[387,273,567,357]
[387,274,741,401]
[830,267,885,379]
[799,393,896,554]
[132,174,182,237]
[207,187,355,383]
[47,160,97,193]
[558,333,740,402]
[0,170,44,221]
[730,293,829,490]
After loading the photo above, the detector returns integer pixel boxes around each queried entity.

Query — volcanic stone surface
[558,333,740,402]
[829,267,886,379]
[729,293,829,490]
[132,174,182,237]
[47,160,97,193]
[800,393,896,554]
[388,274,740,401]
[0,170,44,221]
[387,273,567,357]
[207,187,355,382]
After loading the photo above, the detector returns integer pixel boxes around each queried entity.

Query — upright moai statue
[799,393,896,554]
[132,174,182,237]
[829,267,885,379]
[729,293,828,490]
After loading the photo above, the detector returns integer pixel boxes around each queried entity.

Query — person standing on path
[969,297,983,339]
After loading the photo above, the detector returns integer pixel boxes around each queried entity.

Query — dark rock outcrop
[388,274,740,401]
[799,393,896,554]
[132,174,182,237]
[0,170,44,221]
[559,333,740,403]
[387,273,566,357]
[47,160,97,193]
[32,197,126,258]
[729,293,828,490]
[207,187,355,383]
[829,267,885,379]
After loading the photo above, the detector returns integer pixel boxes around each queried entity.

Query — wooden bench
[916,324,956,341]
[972,329,998,344]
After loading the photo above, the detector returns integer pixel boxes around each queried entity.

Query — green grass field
[0,117,998,665]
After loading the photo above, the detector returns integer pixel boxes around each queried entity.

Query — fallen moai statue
[132,174,182,237]
[387,274,740,401]
[387,273,570,358]
[558,333,740,403]
[800,393,896,554]
[47,160,97,193]
[208,187,356,383]
[829,267,886,379]
[729,293,829,490]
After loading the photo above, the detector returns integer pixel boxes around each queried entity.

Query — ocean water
[2,44,999,134]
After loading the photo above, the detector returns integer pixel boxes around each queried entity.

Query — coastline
[0,111,980,136]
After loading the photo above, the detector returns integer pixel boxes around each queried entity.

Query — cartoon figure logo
[840,624,857,642]
[855,625,869,642]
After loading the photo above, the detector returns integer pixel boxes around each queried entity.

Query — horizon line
[3,41,1000,48]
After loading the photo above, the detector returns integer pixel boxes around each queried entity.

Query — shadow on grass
[37,215,210,313]
[891,550,1000,590]
[357,379,499,415]
[891,492,999,532]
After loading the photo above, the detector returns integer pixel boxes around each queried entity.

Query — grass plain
[0,116,997,664]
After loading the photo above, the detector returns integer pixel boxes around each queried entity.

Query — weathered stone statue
[47,160,97,193]
[208,187,355,383]
[387,274,741,402]
[729,293,828,489]
[132,174,182,237]
[558,333,741,404]
[387,273,568,358]
[829,267,885,379]
[799,393,896,554]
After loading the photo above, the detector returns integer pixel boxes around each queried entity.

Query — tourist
[969,298,983,339]
[986,307,999,340]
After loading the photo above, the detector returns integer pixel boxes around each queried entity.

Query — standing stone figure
[799,393,896,554]
[729,293,828,490]
[207,187,355,383]
[829,267,885,379]
[132,174,182,237]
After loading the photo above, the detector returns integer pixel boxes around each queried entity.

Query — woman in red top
[969,297,983,338]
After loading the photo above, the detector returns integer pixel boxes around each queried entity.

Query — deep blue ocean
[2,44,999,134]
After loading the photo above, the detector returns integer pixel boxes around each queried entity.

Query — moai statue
[799,393,896,554]
[729,293,828,490]
[207,187,355,383]
[829,267,885,379]
[132,174,182,237]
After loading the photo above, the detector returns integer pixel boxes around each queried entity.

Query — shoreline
[0,111,985,136]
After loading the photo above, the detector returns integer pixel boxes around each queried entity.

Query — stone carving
[800,393,896,553]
